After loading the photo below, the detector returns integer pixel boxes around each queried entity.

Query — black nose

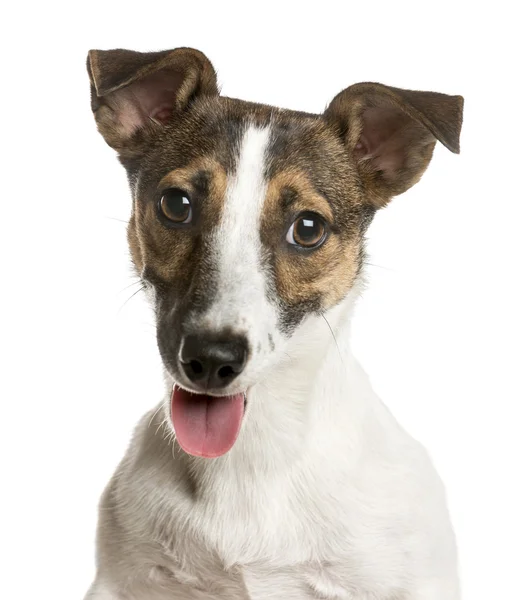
[180,334,248,390]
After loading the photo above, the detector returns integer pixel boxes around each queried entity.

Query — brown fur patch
[129,157,228,285]
[266,169,335,223]
[262,168,362,310]
[127,213,143,273]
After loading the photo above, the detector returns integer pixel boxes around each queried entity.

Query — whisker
[118,279,145,295]
[364,261,395,272]
[148,404,164,429]
[259,382,283,404]
[156,415,168,435]
[321,313,343,365]
[104,216,129,224]
[117,285,145,314]
[282,351,293,361]
[170,433,177,459]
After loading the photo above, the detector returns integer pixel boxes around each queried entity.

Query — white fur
[87,124,460,599]
[189,124,284,392]
[177,297,459,598]
[85,581,117,599]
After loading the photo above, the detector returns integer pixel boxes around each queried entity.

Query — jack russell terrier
[85,47,463,599]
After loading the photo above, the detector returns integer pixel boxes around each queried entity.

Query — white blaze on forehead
[203,124,273,331]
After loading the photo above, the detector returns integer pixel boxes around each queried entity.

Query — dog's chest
[240,563,353,599]
[156,474,360,599]
[136,433,415,599]
[152,559,353,600]
[179,468,335,564]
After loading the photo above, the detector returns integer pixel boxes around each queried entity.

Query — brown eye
[159,188,192,224]
[286,212,327,248]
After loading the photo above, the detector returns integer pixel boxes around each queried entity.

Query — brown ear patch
[325,82,463,207]
[87,47,218,155]
[261,169,362,311]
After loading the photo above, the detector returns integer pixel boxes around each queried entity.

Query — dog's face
[124,103,370,394]
[88,48,462,456]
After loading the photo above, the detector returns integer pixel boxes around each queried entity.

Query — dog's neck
[163,282,373,481]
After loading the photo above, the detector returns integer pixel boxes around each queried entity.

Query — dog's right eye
[158,188,193,224]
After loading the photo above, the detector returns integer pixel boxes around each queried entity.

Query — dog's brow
[279,185,333,213]
[190,170,210,194]
[280,187,299,210]
[268,174,334,224]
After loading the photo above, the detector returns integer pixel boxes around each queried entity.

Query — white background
[1,1,515,598]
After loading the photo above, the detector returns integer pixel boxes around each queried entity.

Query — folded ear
[87,47,218,155]
[324,83,463,208]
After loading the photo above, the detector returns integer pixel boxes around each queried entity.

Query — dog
[85,47,463,600]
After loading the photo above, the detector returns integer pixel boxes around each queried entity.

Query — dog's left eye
[286,212,327,248]
[158,188,192,224]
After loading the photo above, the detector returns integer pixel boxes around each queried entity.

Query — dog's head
[87,48,462,457]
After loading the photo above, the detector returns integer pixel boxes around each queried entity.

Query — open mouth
[170,386,247,458]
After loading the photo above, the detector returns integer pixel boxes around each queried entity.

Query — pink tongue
[171,387,245,458]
